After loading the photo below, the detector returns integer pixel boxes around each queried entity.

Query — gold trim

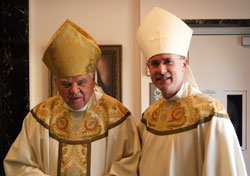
[108,111,130,130]
[31,98,131,144]
[31,109,50,129]
[142,93,229,135]
[57,142,63,176]
[87,143,91,176]
[142,113,229,135]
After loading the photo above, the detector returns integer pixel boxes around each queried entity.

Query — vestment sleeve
[201,116,247,176]
[4,112,50,176]
[104,115,141,176]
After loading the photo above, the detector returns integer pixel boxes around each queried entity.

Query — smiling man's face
[148,53,187,99]
[55,74,95,110]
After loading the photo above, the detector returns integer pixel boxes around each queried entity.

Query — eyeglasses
[148,57,185,68]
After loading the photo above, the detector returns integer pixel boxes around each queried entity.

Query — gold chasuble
[31,94,129,175]
[142,93,228,135]
[4,91,140,176]
[138,82,247,176]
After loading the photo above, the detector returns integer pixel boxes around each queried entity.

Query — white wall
[29,0,141,120]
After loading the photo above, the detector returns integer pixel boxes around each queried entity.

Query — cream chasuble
[4,91,140,176]
[138,82,247,176]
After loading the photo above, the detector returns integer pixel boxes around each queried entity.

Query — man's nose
[157,63,167,74]
[70,82,79,94]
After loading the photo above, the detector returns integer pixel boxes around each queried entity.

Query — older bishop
[4,19,140,176]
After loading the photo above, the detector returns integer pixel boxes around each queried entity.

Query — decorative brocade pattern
[31,94,129,176]
[143,93,228,132]
[61,144,88,176]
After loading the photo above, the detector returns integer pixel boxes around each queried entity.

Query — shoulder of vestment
[31,94,130,128]
[31,95,62,127]
[94,93,131,126]
[142,93,229,132]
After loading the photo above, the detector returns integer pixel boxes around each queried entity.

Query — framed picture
[149,83,162,105]
[50,45,122,102]
[97,45,122,101]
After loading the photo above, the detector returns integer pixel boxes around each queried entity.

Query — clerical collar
[61,97,88,112]
[163,84,184,101]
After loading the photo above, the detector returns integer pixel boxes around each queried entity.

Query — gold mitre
[136,7,193,61]
[43,19,101,77]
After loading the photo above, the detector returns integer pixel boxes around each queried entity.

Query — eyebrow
[77,78,87,83]
[60,80,72,85]
[149,57,174,63]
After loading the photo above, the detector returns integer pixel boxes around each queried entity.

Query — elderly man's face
[55,74,95,110]
[148,53,187,99]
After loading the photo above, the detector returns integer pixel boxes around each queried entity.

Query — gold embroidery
[50,110,103,140]
[56,116,68,130]
[31,94,130,175]
[60,144,88,176]
[143,93,228,132]
[32,94,129,141]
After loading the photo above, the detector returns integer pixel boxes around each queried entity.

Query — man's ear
[182,57,188,72]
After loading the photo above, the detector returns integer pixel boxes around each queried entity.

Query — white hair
[89,72,95,80]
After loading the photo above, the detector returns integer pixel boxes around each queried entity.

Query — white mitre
[136,7,199,90]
